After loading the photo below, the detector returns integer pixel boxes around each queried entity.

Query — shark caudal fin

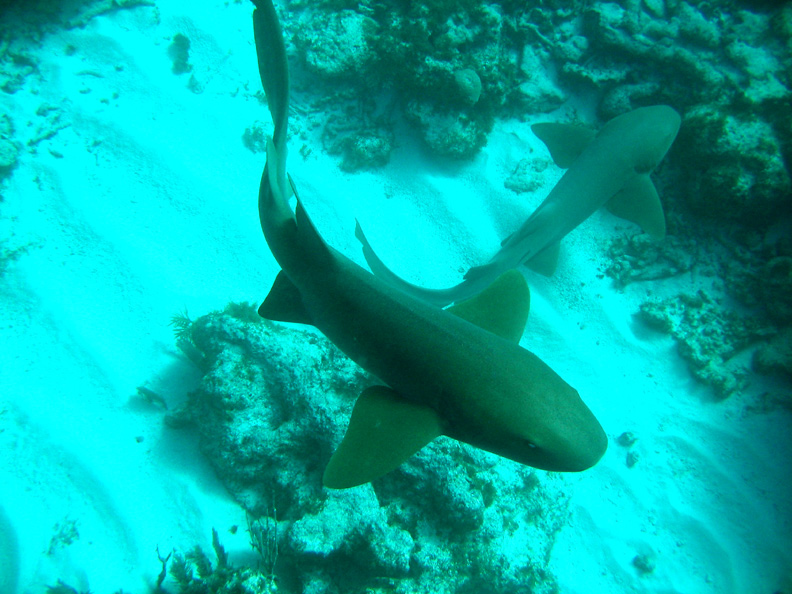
[253,0,289,191]
[323,271,531,488]
[355,220,465,307]
[254,0,295,242]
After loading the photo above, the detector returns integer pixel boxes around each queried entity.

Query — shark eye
[519,438,537,449]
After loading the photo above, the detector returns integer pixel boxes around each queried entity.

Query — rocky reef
[637,290,774,397]
[279,3,792,397]
[165,304,567,594]
[278,1,790,185]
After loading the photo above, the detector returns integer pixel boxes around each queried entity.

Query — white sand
[0,1,790,593]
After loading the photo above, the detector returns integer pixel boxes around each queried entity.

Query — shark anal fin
[259,270,313,325]
[447,270,530,343]
[524,241,560,276]
[531,123,596,169]
[606,174,666,239]
[463,262,493,282]
[323,385,443,489]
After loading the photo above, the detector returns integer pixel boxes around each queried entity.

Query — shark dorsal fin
[323,385,443,489]
[531,123,596,169]
[447,269,530,343]
[606,174,666,239]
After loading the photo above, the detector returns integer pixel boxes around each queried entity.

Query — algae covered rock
[167,306,566,593]
[295,9,377,79]
[405,100,488,159]
[514,45,568,113]
[330,128,394,172]
[758,256,792,324]
[504,157,551,194]
[605,234,697,288]
[753,328,792,379]
[167,33,192,75]
[0,115,20,179]
[453,68,482,105]
[673,106,791,226]
[638,291,772,397]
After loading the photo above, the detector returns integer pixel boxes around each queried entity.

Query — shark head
[444,350,609,473]
[605,105,681,174]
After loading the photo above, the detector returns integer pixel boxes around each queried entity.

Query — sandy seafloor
[0,1,790,593]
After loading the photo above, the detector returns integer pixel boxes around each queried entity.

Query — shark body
[357,105,681,307]
[251,0,606,488]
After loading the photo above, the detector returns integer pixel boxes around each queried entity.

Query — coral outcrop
[167,305,567,594]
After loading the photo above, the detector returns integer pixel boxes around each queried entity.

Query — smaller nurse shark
[250,0,606,489]
[357,105,681,307]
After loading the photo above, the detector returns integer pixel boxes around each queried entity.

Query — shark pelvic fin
[525,241,560,276]
[606,174,666,239]
[447,269,530,343]
[323,385,443,489]
[259,271,313,325]
[531,123,596,169]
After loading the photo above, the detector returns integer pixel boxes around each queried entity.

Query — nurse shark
[250,0,606,488]
[357,105,681,307]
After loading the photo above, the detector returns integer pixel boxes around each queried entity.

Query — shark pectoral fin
[447,269,530,342]
[323,386,443,489]
[606,174,666,239]
[258,270,313,325]
[525,241,560,276]
[531,123,596,168]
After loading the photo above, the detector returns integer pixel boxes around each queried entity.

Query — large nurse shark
[357,105,681,307]
[250,0,606,489]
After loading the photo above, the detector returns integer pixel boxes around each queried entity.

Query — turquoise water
[0,1,790,593]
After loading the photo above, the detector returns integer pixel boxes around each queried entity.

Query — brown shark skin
[357,106,681,307]
[252,0,607,480]
[261,193,607,472]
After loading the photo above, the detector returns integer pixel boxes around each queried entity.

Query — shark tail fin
[258,139,295,233]
[323,385,443,489]
[355,221,460,307]
[253,0,289,152]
